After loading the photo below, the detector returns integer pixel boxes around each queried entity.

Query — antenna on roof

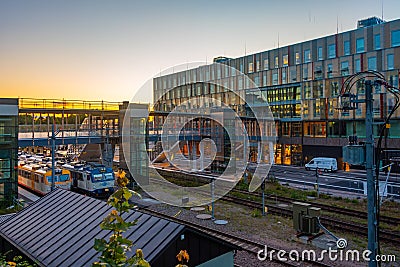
[277,32,280,48]
[381,0,384,20]
[336,15,339,34]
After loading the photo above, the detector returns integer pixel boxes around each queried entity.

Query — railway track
[155,167,400,227]
[140,206,331,267]
[232,188,400,226]
[223,194,400,245]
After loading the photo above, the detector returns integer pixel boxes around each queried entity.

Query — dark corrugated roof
[0,189,185,267]
[0,213,15,224]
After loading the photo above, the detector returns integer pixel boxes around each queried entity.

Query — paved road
[269,165,400,199]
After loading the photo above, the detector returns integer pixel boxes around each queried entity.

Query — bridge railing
[19,98,121,111]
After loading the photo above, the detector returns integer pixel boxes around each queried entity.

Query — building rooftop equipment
[357,16,385,28]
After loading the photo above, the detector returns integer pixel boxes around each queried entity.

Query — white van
[305,157,337,172]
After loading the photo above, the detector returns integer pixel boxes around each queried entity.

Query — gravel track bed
[142,200,368,267]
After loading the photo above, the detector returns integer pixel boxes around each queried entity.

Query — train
[61,162,115,198]
[18,163,72,195]
[18,159,115,198]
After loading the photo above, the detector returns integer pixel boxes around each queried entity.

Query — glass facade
[153,18,400,168]
[0,99,18,207]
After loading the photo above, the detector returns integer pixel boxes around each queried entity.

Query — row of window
[155,56,396,96]
[254,30,400,71]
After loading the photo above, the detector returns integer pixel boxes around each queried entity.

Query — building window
[274,56,279,68]
[254,75,260,86]
[374,34,381,50]
[282,69,287,84]
[327,64,333,78]
[313,101,321,117]
[356,38,365,53]
[387,54,394,70]
[295,52,301,64]
[328,44,336,59]
[344,40,350,55]
[283,54,289,67]
[389,74,399,88]
[304,83,311,99]
[331,81,339,97]
[341,61,349,76]
[303,66,308,80]
[290,68,297,82]
[313,82,324,98]
[256,60,260,72]
[318,46,323,60]
[391,30,400,47]
[217,67,221,78]
[357,79,365,94]
[304,49,311,63]
[303,101,309,118]
[263,72,267,86]
[314,65,323,80]
[368,56,377,71]
[272,73,278,85]
[264,59,269,70]
[355,58,361,73]
[249,62,254,73]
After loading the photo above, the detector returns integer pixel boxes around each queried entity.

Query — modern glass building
[0,98,18,207]
[152,17,400,170]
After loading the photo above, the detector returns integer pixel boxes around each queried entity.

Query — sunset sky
[1,0,400,103]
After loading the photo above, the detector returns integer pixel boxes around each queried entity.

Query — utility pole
[261,179,266,216]
[51,124,56,191]
[315,167,320,198]
[365,80,378,267]
[211,178,215,220]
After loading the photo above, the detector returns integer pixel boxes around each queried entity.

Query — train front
[90,165,115,198]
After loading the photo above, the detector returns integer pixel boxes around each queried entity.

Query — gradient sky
[1,0,399,103]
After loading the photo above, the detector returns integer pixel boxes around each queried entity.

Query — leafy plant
[92,170,150,267]
[0,252,36,267]
[175,250,189,267]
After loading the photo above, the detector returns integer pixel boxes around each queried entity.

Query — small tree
[93,170,150,267]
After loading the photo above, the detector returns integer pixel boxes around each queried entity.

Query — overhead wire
[339,71,400,264]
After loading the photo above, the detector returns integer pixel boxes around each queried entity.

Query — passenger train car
[62,162,115,198]
[18,163,72,195]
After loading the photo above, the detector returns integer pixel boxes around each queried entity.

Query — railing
[19,98,122,111]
